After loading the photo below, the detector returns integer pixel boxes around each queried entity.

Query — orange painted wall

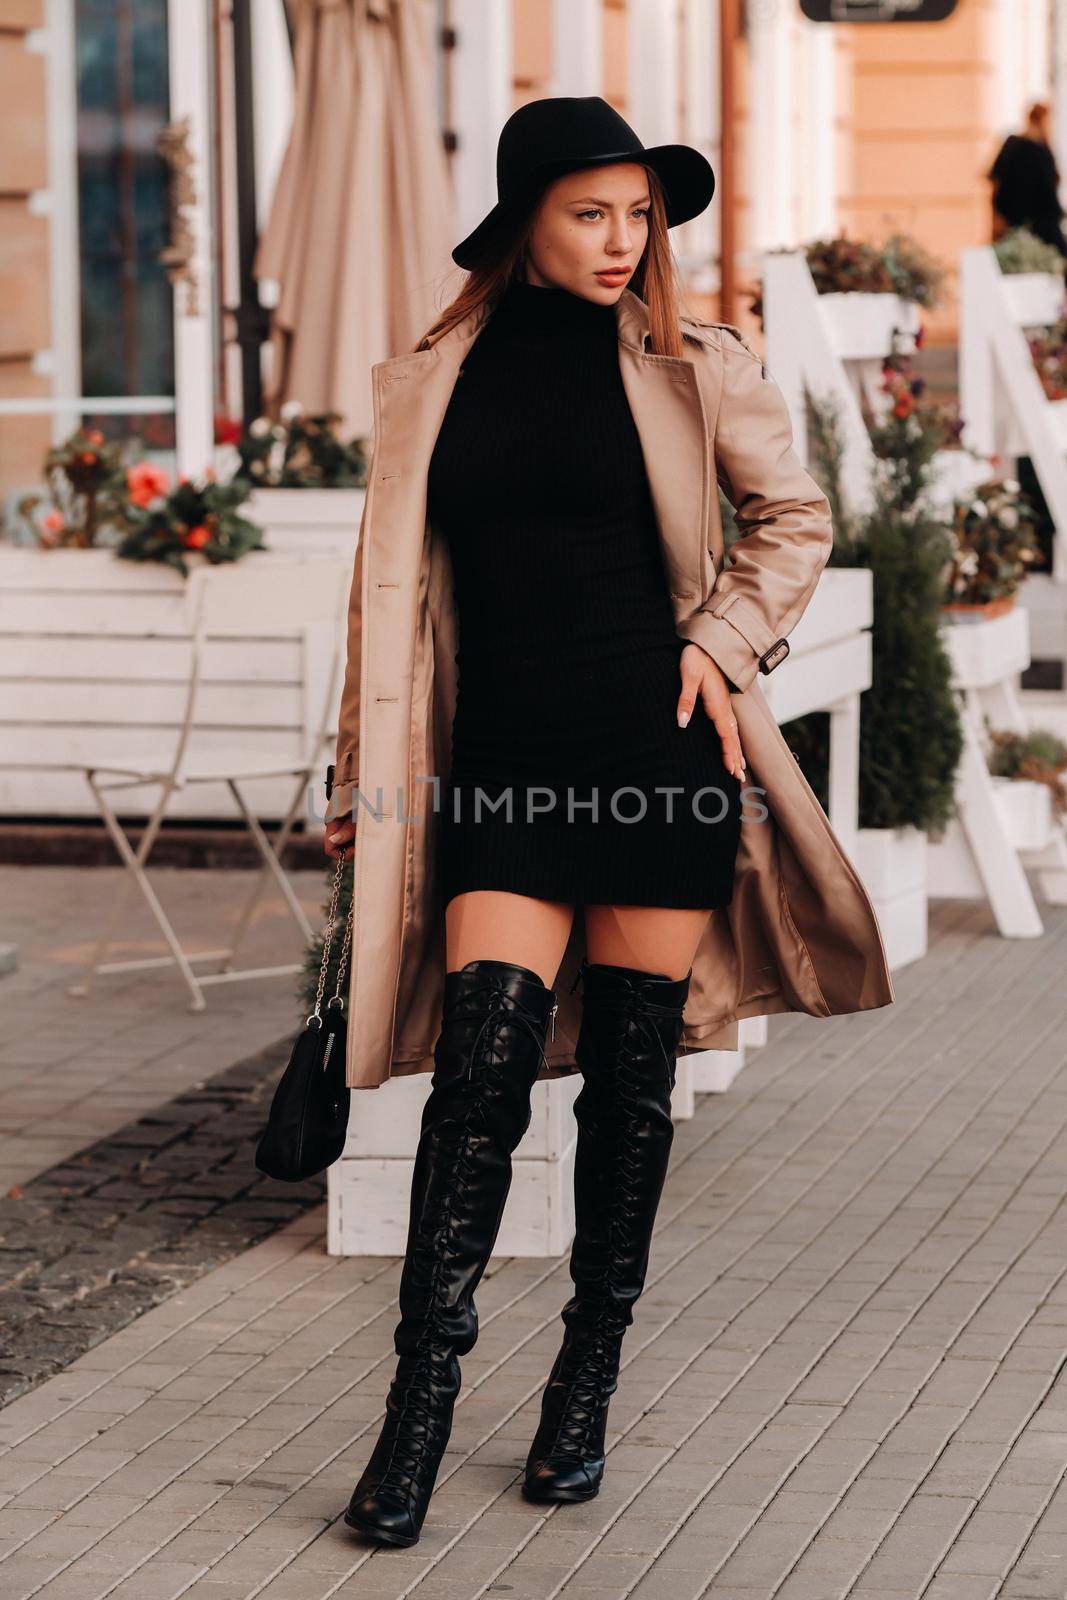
[837,0,1009,344]
[0,0,51,498]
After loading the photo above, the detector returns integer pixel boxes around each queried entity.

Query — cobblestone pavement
[0,1036,324,1406]
[0,897,1064,1597]
[0,863,330,1194]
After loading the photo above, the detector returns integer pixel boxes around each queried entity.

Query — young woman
[323,96,893,1548]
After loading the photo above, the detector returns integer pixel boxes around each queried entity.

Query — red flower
[214,413,242,446]
[185,525,211,549]
[127,461,171,509]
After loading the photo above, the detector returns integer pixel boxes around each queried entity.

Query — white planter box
[820,291,922,361]
[329,1072,582,1257]
[938,604,1031,689]
[0,545,344,820]
[246,486,364,558]
[852,826,928,970]
[991,775,1054,851]
[1001,270,1065,329]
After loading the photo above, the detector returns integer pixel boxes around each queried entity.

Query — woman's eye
[578,208,650,221]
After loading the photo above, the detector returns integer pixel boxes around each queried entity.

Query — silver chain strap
[309,853,354,1027]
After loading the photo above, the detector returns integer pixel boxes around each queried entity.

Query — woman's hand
[676,642,747,782]
[324,816,355,861]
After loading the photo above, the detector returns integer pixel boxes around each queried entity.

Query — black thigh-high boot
[345,958,558,1546]
[522,957,689,1503]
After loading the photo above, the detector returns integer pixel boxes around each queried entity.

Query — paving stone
[0,899,1064,1598]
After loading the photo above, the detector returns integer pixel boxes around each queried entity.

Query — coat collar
[374,285,714,371]
[367,286,714,603]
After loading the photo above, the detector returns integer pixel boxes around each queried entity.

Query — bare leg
[445,889,575,985]
[584,902,713,978]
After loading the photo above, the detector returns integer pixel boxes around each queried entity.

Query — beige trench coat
[327,288,895,1090]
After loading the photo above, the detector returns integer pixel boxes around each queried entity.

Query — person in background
[987,100,1067,261]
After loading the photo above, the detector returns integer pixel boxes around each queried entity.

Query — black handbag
[255,853,354,1182]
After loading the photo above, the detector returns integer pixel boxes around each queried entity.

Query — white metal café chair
[65,555,351,1011]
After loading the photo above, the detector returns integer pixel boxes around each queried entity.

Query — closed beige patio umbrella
[255,0,454,438]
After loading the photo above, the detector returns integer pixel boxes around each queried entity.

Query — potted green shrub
[787,375,964,968]
[986,725,1067,851]
[749,229,948,361]
[993,225,1066,328]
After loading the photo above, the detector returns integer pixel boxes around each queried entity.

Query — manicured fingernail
[678,711,690,727]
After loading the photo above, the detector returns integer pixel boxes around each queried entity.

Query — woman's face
[522,162,651,303]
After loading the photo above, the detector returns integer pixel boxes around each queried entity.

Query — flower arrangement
[747,229,949,322]
[1025,319,1067,401]
[987,726,1067,818]
[993,225,1067,276]
[18,427,264,574]
[941,477,1042,615]
[863,329,965,511]
[18,429,128,548]
[216,403,369,490]
[114,472,265,575]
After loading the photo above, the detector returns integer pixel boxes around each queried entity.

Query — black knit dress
[426,276,742,911]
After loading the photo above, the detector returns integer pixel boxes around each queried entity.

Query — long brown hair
[414,165,690,358]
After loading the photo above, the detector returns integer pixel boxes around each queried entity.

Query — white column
[745,0,794,257]
[251,0,295,224]
[448,0,512,257]
[679,0,721,292]
[993,0,1051,133]
[41,0,82,444]
[628,0,679,147]
[552,0,601,96]
[167,0,217,479]
[1052,0,1067,189]
[798,9,835,242]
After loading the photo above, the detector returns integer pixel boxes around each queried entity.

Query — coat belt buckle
[758,638,790,674]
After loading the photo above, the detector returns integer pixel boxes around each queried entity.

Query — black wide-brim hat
[451,95,716,271]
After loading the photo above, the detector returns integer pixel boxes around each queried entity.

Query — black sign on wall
[800,0,959,19]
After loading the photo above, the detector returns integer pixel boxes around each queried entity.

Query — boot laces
[594,987,686,1095]
[538,972,686,1463]
[373,979,556,1500]
[443,979,556,1088]
[545,1310,626,1457]
[374,1338,456,1496]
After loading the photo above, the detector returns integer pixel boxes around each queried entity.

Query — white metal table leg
[219,772,313,970]
[75,773,209,1008]
[225,777,315,945]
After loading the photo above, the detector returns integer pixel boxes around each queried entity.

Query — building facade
[0,0,1059,505]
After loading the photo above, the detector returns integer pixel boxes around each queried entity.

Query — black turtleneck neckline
[489,275,619,338]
